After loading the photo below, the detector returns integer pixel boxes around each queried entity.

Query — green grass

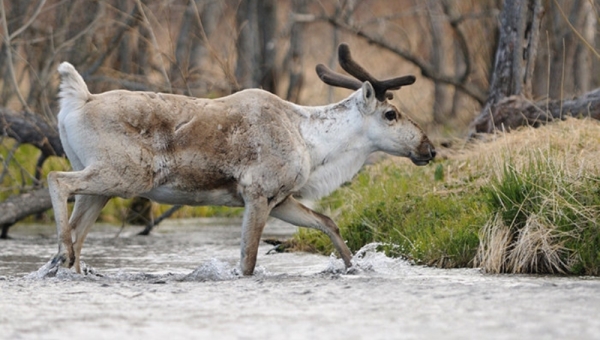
[294,162,489,268]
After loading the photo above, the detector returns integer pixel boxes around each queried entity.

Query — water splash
[24,260,103,281]
[22,242,413,282]
[321,243,413,276]
[180,258,241,282]
[24,260,57,280]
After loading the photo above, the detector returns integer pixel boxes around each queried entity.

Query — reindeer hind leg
[47,164,148,272]
[70,194,110,273]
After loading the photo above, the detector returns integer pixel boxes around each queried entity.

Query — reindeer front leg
[240,194,271,276]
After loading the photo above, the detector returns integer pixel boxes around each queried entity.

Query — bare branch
[83,4,141,78]
[138,205,183,236]
[553,0,600,60]
[0,107,64,158]
[8,0,47,41]
[321,15,488,104]
[134,0,171,92]
[0,0,32,112]
[440,1,471,82]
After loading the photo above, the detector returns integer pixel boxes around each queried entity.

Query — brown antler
[315,64,362,91]
[316,43,416,101]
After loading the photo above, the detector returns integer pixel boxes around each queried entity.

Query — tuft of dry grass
[476,212,572,274]
[463,118,600,275]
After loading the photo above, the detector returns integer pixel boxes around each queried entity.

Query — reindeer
[47,43,435,276]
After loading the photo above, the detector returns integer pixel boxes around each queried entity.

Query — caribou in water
[47,43,435,275]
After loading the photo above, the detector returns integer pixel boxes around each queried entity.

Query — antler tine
[380,76,416,90]
[338,43,416,101]
[337,43,376,84]
[316,64,363,90]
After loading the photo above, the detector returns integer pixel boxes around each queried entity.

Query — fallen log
[471,88,600,133]
[0,107,65,181]
[0,188,52,239]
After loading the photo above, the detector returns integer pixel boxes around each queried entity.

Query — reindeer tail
[57,62,91,112]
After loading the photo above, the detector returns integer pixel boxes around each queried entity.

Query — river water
[1,218,599,340]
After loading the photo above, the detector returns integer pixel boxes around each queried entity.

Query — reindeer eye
[384,110,397,121]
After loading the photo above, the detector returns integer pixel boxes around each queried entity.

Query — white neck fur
[293,91,373,199]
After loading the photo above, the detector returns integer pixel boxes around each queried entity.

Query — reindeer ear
[361,81,377,114]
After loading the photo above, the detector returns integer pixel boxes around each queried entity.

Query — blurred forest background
[1,0,599,234]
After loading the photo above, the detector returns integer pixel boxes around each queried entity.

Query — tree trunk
[573,0,596,94]
[553,0,592,96]
[235,0,277,92]
[471,0,544,133]
[481,89,600,132]
[284,0,307,103]
[172,0,222,91]
[0,107,65,181]
[428,0,453,124]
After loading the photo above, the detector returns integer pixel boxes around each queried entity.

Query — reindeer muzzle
[410,139,436,166]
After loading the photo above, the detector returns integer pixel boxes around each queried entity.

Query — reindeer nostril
[429,146,437,159]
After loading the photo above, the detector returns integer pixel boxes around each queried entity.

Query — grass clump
[477,154,600,275]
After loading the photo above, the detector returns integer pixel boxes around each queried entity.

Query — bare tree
[172,0,223,94]
[471,0,600,134]
[538,0,597,98]
[319,1,491,105]
[235,0,277,92]
[428,0,454,124]
[470,0,543,133]
[284,0,309,102]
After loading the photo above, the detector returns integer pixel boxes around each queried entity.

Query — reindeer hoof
[345,266,358,275]
[50,253,66,267]
[42,254,67,277]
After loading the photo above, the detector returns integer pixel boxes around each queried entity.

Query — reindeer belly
[142,184,244,207]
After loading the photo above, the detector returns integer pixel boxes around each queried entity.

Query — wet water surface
[1,219,599,340]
